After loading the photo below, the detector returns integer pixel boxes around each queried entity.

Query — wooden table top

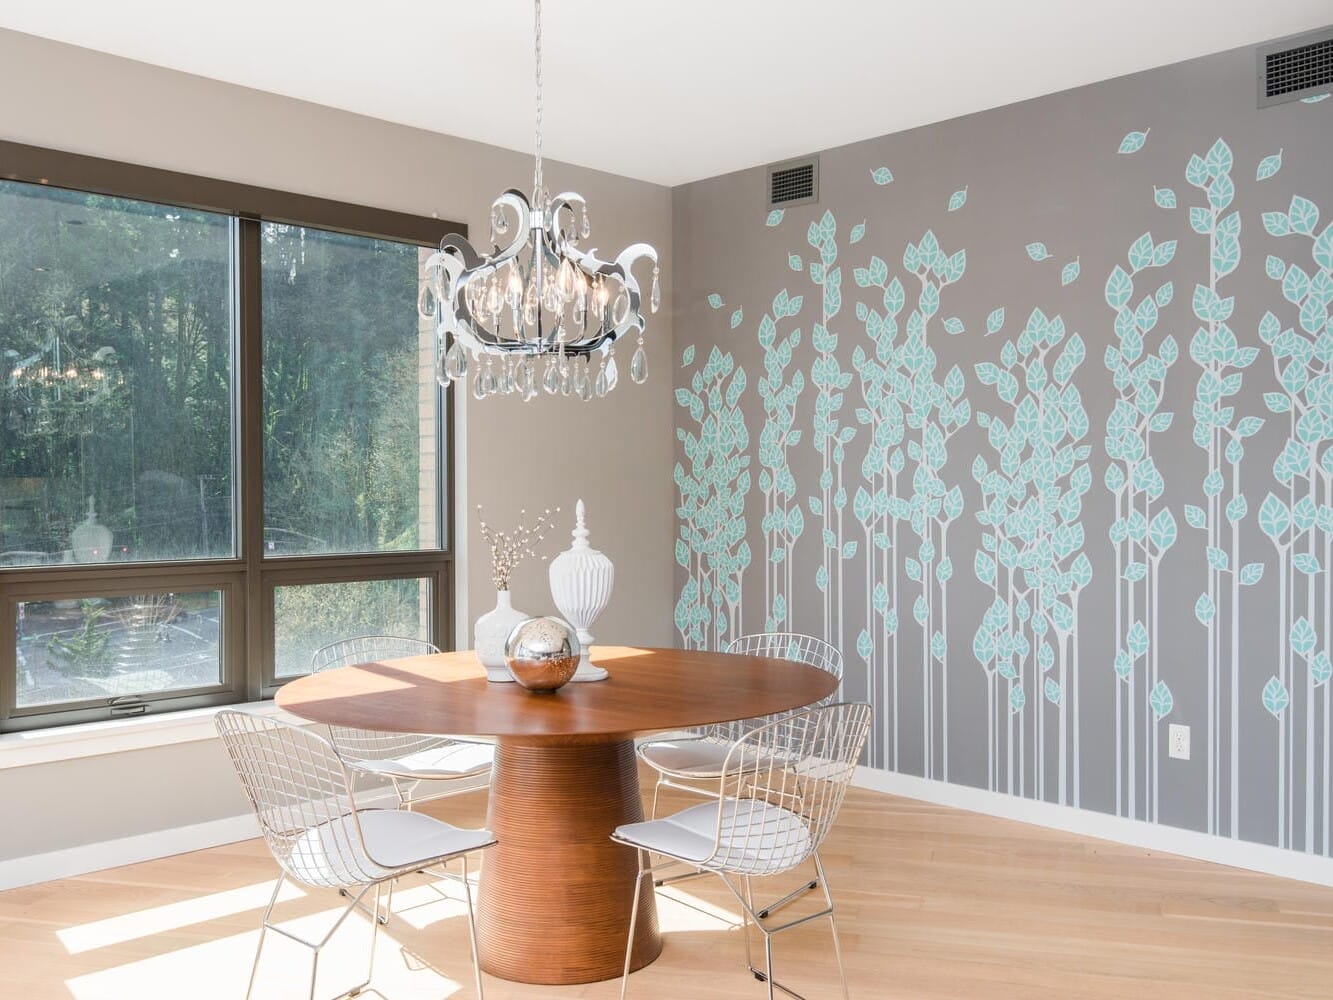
[275,645,838,744]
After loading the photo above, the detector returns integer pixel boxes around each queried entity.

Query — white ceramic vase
[548,499,613,682]
[474,590,528,682]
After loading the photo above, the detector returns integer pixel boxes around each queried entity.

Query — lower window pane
[273,577,430,679]
[16,591,223,707]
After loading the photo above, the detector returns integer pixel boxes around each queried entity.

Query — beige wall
[0,27,674,859]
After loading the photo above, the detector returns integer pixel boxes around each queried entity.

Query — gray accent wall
[672,41,1332,853]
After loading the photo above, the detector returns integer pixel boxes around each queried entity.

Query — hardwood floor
[3,779,1332,999]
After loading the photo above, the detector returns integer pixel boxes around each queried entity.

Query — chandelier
[421,0,660,402]
[3,325,119,433]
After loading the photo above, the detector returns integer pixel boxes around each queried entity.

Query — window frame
[0,140,463,732]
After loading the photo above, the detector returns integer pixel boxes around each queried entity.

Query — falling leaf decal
[706,293,724,309]
[850,221,866,244]
[1061,258,1081,286]
[986,307,1005,335]
[765,209,784,227]
[871,167,894,185]
[1256,150,1283,181]
[1118,129,1150,154]
[1150,681,1174,719]
[1026,242,1051,261]
[1154,186,1177,209]
[1301,93,1330,103]
[948,187,968,212]
[788,253,803,272]
[681,345,695,367]
[730,308,743,330]
[1263,676,1290,716]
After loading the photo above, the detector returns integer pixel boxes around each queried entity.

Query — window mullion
[238,217,266,700]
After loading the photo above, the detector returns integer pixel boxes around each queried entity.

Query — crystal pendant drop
[630,342,648,384]
[444,340,468,381]
[650,266,661,313]
[482,365,498,396]
[417,284,436,319]
[472,368,488,399]
[580,208,591,239]
[542,361,561,395]
[594,365,609,398]
[605,352,619,391]
[559,363,572,396]
[573,361,589,398]
[577,364,594,401]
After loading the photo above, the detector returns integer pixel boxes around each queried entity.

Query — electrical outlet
[1169,724,1190,760]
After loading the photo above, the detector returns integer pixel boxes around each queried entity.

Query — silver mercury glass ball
[504,616,581,693]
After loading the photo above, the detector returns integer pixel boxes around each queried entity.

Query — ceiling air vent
[767,157,819,209]
[1258,27,1333,108]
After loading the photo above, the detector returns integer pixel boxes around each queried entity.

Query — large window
[0,142,460,731]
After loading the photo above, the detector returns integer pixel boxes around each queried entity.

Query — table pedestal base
[476,737,662,984]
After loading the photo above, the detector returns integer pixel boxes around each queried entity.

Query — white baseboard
[853,766,1333,888]
[0,812,260,891]
[0,787,403,892]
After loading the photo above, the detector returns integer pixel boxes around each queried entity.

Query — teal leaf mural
[1154,186,1177,209]
[1301,93,1330,103]
[871,167,894,185]
[730,307,743,330]
[948,188,968,212]
[766,209,785,227]
[986,307,1005,335]
[1256,150,1283,181]
[1119,129,1150,154]
[681,345,695,367]
[1263,676,1290,716]
[1061,259,1081,286]
[1150,681,1174,719]
[1026,242,1051,261]
[706,293,724,309]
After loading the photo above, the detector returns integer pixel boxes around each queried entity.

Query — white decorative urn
[548,499,613,682]
[474,591,529,682]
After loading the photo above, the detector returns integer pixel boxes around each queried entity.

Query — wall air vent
[1258,27,1333,108]
[767,157,819,209]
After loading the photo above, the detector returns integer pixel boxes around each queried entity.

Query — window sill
[0,701,306,770]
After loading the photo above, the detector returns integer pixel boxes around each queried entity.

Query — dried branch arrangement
[477,504,559,591]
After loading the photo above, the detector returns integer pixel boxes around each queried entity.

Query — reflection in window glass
[16,591,223,707]
[262,225,439,556]
[0,182,235,566]
[273,577,430,678]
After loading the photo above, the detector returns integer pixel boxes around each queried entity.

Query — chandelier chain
[533,0,543,197]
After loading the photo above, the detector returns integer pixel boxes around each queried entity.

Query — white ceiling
[1,1,1328,186]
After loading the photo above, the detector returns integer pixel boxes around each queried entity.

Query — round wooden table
[275,644,837,985]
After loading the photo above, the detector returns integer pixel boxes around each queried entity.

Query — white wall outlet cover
[1169,724,1191,761]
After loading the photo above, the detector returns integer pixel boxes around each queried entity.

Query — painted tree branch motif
[1259,189,1333,852]
[674,343,751,650]
[806,211,855,675]
[973,309,1091,802]
[851,257,908,768]
[1102,230,1178,822]
[1183,138,1263,839]
[756,289,806,633]
[870,229,969,779]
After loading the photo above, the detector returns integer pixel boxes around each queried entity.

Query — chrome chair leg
[620,849,648,1000]
[246,875,284,1000]
[461,855,485,999]
[814,855,850,1000]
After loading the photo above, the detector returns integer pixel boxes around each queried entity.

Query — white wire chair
[215,710,495,1000]
[309,635,496,925]
[615,702,871,1000]
[310,635,496,810]
[638,633,843,815]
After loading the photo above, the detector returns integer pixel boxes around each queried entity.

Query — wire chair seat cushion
[638,632,843,782]
[614,798,813,876]
[280,808,496,889]
[344,740,495,781]
[637,735,781,780]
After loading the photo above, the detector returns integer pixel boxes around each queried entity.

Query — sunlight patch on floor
[655,885,743,932]
[58,880,305,955]
[64,895,470,1000]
